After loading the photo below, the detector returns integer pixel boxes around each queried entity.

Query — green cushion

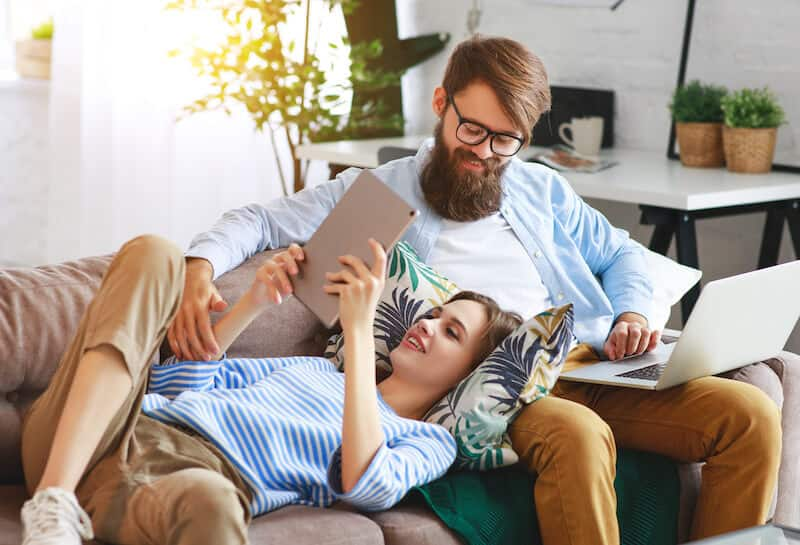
[410,448,679,545]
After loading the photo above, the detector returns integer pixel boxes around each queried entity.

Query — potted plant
[720,87,786,174]
[669,80,728,168]
[167,0,403,195]
[15,18,53,79]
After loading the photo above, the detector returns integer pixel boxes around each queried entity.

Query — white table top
[296,136,800,211]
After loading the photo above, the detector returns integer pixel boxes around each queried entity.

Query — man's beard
[420,122,509,222]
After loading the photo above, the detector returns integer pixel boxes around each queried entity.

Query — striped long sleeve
[147,355,304,398]
[141,356,455,516]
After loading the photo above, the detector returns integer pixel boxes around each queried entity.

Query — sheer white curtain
[46,0,287,263]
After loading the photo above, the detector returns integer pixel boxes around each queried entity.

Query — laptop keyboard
[616,363,668,381]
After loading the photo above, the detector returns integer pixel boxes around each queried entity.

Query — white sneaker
[21,487,94,544]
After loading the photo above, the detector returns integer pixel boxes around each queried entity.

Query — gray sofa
[1,249,799,544]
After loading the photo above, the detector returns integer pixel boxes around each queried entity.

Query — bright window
[1,0,53,74]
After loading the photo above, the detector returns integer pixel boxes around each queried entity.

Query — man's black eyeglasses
[447,94,525,157]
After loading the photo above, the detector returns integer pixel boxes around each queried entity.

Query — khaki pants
[21,235,252,545]
[509,343,783,545]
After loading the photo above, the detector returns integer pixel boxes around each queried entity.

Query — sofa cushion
[0,256,113,485]
[0,485,384,545]
[205,249,332,360]
[424,304,575,470]
[248,504,384,545]
[367,504,462,545]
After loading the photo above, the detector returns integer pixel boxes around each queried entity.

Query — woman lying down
[20,235,522,545]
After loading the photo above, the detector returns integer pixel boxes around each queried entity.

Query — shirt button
[557,293,565,300]
[534,250,542,258]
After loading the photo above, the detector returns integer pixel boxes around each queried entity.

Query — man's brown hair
[441,35,551,145]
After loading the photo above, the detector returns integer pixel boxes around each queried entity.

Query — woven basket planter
[675,122,724,168]
[722,126,777,174]
[15,39,52,79]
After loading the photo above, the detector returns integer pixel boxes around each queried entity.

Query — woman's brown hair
[445,290,524,366]
[441,35,551,146]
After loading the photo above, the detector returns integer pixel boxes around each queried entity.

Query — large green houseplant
[166,0,403,194]
[720,87,785,173]
[669,80,727,168]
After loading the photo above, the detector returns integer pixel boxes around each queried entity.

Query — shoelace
[22,489,94,542]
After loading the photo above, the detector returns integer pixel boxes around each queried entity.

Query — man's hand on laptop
[168,257,228,361]
[603,312,661,361]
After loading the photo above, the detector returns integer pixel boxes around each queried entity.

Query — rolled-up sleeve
[551,173,654,325]
[327,427,456,511]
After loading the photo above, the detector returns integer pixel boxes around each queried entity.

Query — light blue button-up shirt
[187,139,653,352]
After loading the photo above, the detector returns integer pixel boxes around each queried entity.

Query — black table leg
[649,223,675,255]
[785,200,800,260]
[758,208,785,269]
[675,213,700,322]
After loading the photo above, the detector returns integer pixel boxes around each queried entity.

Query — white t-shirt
[427,213,552,319]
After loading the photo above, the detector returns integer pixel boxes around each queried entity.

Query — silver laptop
[560,260,800,390]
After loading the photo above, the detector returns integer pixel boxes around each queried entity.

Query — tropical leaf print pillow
[423,304,575,471]
[324,241,458,375]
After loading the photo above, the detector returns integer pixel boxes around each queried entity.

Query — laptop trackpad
[608,342,673,368]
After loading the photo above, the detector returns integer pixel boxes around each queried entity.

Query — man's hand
[168,258,227,361]
[603,312,661,361]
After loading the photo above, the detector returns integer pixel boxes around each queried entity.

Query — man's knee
[720,381,782,459]
[510,397,616,472]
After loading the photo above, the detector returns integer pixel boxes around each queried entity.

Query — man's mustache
[452,147,501,171]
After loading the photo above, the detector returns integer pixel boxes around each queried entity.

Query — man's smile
[461,157,486,172]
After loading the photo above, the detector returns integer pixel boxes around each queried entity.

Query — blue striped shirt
[140,355,455,515]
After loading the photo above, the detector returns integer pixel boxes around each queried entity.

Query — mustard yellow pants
[508,343,782,545]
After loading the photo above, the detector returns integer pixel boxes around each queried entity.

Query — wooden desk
[297,137,800,322]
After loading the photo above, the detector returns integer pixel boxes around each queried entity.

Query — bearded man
[169,35,781,545]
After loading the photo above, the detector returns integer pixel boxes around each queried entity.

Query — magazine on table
[529,144,618,174]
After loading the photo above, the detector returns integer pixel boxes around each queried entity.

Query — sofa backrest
[0,249,331,485]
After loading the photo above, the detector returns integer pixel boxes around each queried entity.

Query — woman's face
[388,299,489,392]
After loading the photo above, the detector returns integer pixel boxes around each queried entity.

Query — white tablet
[291,170,419,328]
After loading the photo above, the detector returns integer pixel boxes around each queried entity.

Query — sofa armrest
[764,351,800,527]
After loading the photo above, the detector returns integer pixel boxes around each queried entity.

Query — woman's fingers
[258,261,293,295]
[338,254,371,280]
[327,268,359,286]
[256,265,284,304]
[368,239,387,278]
[288,243,305,264]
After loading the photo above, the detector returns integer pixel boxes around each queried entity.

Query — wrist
[186,257,213,280]
[343,319,374,338]
[615,312,648,328]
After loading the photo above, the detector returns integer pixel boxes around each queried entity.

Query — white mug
[558,116,604,157]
